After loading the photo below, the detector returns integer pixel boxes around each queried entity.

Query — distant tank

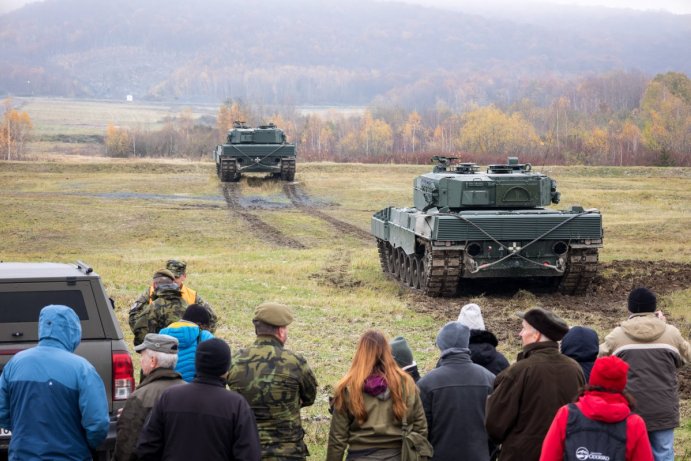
[214,122,296,182]
[371,157,603,296]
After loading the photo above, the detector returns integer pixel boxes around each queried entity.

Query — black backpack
[564,403,627,461]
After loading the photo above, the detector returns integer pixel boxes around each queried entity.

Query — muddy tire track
[283,183,372,242]
[309,249,363,289]
[221,183,306,249]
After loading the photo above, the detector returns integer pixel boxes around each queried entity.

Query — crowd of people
[0,258,688,461]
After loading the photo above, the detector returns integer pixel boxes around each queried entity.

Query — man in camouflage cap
[227,302,318,460]
[130,269,188,347]
[128,259,218,333]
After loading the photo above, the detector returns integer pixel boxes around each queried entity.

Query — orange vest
[148,284,196,305]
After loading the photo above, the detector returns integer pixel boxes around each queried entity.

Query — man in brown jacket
[485,307,585,461]
[600,287,690,461]
[113,334,185,461]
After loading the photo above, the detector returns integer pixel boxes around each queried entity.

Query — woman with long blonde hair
[326,329,427,461]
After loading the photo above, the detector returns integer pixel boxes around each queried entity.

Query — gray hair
[143,348,178,369]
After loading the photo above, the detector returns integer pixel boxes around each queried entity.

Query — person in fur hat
[540,356,653,461]
[485,307,585,461]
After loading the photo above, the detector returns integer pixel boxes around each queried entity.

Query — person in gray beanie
[390,336,421,382]
[417,322,495,461]
[137,338,261,460]
[600,287,691,461]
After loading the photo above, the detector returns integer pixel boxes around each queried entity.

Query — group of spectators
[0,257,688,461]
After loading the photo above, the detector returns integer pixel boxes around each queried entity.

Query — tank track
[421,242,463,297]
[280,158,296,181]
[558,248,599,295]
[376,239,462,297]
[220,159,239,182]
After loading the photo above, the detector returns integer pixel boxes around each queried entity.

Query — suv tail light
[112,351,135,400]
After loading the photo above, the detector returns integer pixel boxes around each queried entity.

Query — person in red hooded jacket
[540,355,653,461]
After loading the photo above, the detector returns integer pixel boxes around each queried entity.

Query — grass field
[0,159,689,457]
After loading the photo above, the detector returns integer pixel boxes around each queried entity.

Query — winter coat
[113,367,185,461]
[469,330,510,376]
[136,374,261,461]
[540,390,653,461]
[417,350,495,461]
[599,313,691,431]
[129,284,218,332]
[561,327,599,382]
[0,305,109,460]
[485,341,585,461]
[326,376,427,461]
[159,320,214,382]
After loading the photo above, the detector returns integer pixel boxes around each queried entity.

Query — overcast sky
[2,0,690,14]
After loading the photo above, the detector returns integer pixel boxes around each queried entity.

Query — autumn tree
[459,106,540,157]
[0,99,33,160]
[105,123,132,157]
[640,72,691,165]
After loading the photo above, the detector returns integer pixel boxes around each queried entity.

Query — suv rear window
[0,281,105,342]
[0,290,89,322]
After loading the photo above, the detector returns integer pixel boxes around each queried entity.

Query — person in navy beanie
[600,287,691,461]
[561,326,599,382]
[137,338,261,460]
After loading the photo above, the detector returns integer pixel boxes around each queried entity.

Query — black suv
[0,261,135,460]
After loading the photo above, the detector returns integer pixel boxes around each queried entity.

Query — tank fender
[413,213,434,239]
[389,226,417,255]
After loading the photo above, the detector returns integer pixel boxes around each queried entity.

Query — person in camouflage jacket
[227,302,318,461]
[128,260,218,332]
[131,270,188,346]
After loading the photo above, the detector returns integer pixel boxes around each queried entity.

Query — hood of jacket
[161,320,201,348]
[364,375,390,400]
[561,327,599,362]
[469,330,499,366]
[578,390,631,423]
[620,313,666,342]
[38,304,81,352]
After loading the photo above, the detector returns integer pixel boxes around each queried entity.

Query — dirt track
[220,180,371,248]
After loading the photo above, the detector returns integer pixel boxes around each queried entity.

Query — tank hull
[371,206,602,296]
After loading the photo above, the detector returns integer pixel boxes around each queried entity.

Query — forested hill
[1,0,689,108]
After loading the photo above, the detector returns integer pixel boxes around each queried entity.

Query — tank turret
[371,157,602,297]
[415,156,560,211]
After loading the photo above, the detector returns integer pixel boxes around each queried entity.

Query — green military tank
[371,157,603,296]
[214,122,296,182]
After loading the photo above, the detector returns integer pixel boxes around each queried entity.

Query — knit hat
[253,302,294,327]
[589,356,629,392]
[436,321,470,351]
[627,287,656,313]
[183,303,211,326]
[166,259,187,277]
[195,338,231,377]
[390,336,414,368]
[517,307,569,341]
[457,303,485,330]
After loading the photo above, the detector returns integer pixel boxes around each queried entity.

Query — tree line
[3,71,689,166]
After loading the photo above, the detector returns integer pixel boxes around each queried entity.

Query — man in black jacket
[417,321,496,461]
[136,338,261,461]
